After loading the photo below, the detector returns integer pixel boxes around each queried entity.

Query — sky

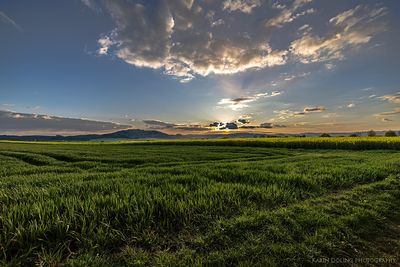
[0,0,399,135]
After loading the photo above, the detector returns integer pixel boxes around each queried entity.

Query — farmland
[0,138,399,266]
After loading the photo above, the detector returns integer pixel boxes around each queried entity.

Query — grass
[0,139,399,266]
[2,136,400,150]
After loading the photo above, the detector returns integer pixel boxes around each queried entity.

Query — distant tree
[349,133,358,137]
[367,130,376,137]
[320,133,331,137]
[385,130,397,137]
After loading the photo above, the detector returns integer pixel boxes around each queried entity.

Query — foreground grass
[0,141,399,266]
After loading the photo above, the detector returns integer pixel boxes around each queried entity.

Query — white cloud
[0,11,23,32]
[375,109,400,116]
[222,0,261,14]
[379,92,400,104]
[11,113,24,119]
[211,19,225,27]
[98,35,116,55]
[88,1,388,83]
[273,106,326,120]
[381,118,393,122]
[91,0,288,82]
[290,5,387,64]
[218,91,282,111]
[42,115,53,120]
[266,0,314,28]
[81,0,96,10]
[347,103,355,108]
[322,113,340,119]
[273,109,305,120]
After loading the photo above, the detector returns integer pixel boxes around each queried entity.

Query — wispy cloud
[143,120,176,129]
[290,5,387,64]
[273,106,326,120]
[375,109,400,116]
[379,92,400,104]
[222,0,261,14]
[381,118,393,122]
[218,91,282,111]
[84,1,389,83]
[0,11,23,32]
[266,0,315,28]
[303,106,326,113]
[347,103,355,108]
[143,119,209,132]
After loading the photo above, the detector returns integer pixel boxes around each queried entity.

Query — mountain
[1,129,397,142]
[0,129,172,142]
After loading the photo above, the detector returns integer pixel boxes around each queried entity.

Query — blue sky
[0,0,399,134]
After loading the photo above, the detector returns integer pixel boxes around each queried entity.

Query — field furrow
[0,141,399,266]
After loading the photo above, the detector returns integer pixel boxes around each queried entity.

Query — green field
[0,139,399,266]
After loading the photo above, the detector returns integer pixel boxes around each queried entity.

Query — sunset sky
[1,0,399,135]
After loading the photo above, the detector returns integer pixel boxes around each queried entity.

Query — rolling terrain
[0,139,399,266]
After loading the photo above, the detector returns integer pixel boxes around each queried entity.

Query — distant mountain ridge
[0,129,398,142]
[0,129,171,141]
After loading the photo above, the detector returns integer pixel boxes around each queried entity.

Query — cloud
[218,91,282,110]
[90,0,288,82]
[237,118,251,124]
[98,35,116,55]
[239,122,287,129]
[87,2,388,82]
[0,110,129,134]
[143,120,176,129]
[303,106,326,113]
[290,5,387,64]
[173,125,209,131]
[379,92,400,104]
[322,113,340,119]
[222,0,261,14]
[81,0,95,9]
[376,109,400,116]
[259,122,286,128]
[273,106,326,120]
[266,0,315,28]
[0,11,23,32]
[347,103,355,108]
[143,119,210,132]
[273,109,306,120]
[239,125,259,129]
[211,19,225,27]
[225,122,238,129]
